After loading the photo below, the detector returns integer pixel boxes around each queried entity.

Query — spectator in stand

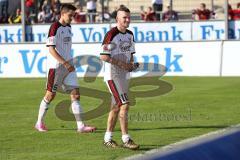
[8,8,21,24]
[73,3,87,23]
[0,0,8,23]
[98,6,111,22]
[38,7,45,23]
[25,0,35,14]
[74,0,84,6]
[42,0,51,13]
[50,0,61,22]
[52,0,61,14]
[228,4,234,20]
[162,5,178,21]
[152,0,163,21]
[25,0,36,24]
[42,0,53,23]
[141,6,156,21]
[39,0,45,11]
[51,7,60,22]
[192,3,214,20]
[229,3,240,20]
[37,1,53,23]
[86,0,97,23]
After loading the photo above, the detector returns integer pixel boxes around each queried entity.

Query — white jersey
[86,0,96,10]
[46,21,73,69]
[45,21,79,93]
[100,27,135,81]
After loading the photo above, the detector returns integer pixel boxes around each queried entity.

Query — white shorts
[46,68,79,93]
[106,78,129,107]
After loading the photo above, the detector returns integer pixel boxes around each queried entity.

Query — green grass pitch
[0,77,240,160]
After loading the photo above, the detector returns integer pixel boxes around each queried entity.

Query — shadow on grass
[138,145,164,151]
[48,127,105,133]
[128,125,228,131]
[43,125,228,133]
[48,128,76,131]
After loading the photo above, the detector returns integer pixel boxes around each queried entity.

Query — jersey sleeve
[100,32,112,55]
[46,23,59,47]
[46,36,56,47]
[100,27,119,56]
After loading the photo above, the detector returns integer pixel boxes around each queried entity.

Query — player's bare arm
[100,54,133,71]
[130,53,139,71]
[49,46,75,72]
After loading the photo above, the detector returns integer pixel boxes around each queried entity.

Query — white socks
[37,98,49,125]
[71,100,84,129]
[104,131,113,142]
[37,99,84,129]
[122,134,130,143]
[104,132,130,143]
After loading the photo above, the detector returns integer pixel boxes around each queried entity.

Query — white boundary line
[123,124,240,160]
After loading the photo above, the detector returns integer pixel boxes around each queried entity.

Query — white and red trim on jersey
[100,27,136,81]
[46,21,73,69]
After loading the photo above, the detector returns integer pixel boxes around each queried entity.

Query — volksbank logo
[1,22,240,43]
[14,48,182,74]
[0,26,184,43]
[79,26,184,42]
[132,26,183,42]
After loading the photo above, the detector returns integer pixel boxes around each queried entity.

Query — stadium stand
[2,0,240,24]
[106,0,240,20]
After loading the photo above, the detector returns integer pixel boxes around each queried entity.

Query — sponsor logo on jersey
[119,41,132,52]
[63,37,71,42]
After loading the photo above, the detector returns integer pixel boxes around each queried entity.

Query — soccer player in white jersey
[100,5,139,149]
[35,4,96,133]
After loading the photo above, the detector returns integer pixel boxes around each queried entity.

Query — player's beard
[124,22,130,28]
[65,17,72,24]
[67,19,71,24]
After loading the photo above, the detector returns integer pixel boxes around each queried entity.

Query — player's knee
[45,92,56,102]
[71,94,80,101]
[70,88,80,101]
[111,106,120,113]
[120,104,129,112]
[119,111,128,120]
